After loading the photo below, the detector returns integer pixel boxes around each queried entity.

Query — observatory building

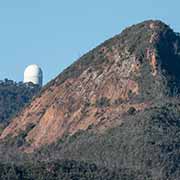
[24,64,43,87]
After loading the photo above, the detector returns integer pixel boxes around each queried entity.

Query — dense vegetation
[0,79,40,127]
[0,160,135,180]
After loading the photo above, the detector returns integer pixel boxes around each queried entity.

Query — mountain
[0,20,180,180]
[1,20,180,150]
[0,79,40,131]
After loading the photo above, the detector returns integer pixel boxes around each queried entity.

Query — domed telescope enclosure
[24,64,43,87]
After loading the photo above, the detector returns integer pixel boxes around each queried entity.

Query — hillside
[38,99,179,179]
[0,20,180,179]
[1,20,180,150]
[0,79,40,130]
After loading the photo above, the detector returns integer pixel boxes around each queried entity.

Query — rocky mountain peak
[1,20,180,151]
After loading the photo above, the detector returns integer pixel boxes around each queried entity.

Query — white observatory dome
[24,64,43,86]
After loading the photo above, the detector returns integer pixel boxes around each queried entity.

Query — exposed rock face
[1,20,180,151]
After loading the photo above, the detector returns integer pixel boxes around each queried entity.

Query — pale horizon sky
[0,0,179,84]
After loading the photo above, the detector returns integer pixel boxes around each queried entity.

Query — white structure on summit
[24,64,43,86]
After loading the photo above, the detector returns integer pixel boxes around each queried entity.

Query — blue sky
[0,0,179,84]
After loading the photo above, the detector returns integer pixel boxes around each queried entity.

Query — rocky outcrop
[1,20,180,152]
